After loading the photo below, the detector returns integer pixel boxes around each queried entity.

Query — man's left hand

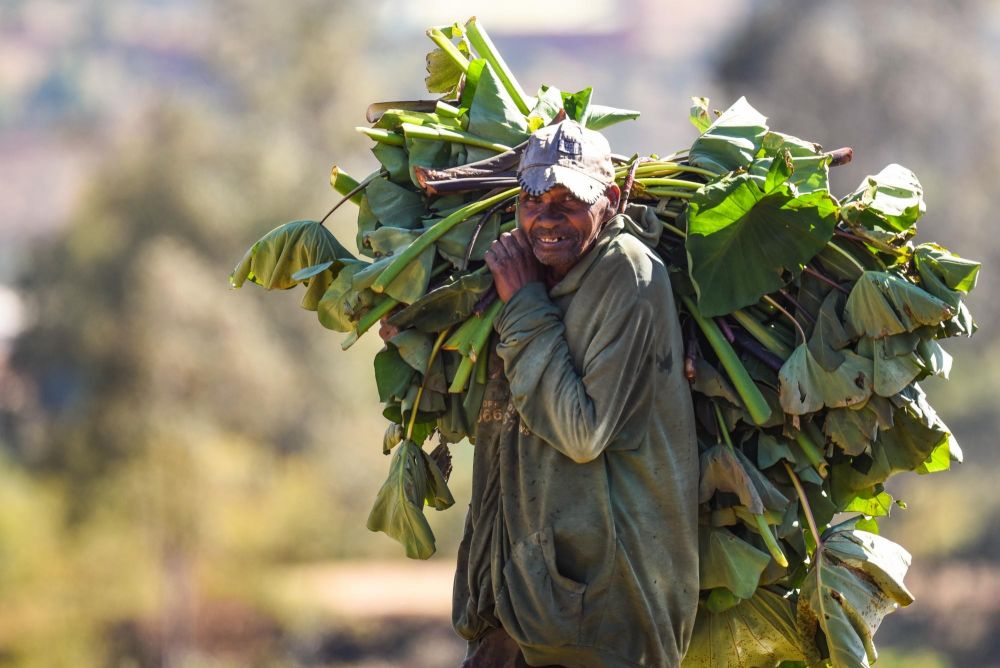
[484,228,542,302]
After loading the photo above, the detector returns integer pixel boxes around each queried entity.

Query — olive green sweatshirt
[453,214,700,668]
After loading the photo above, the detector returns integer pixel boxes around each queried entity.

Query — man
[452,119,700,668]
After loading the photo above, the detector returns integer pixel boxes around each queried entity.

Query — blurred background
[0,0,997,666]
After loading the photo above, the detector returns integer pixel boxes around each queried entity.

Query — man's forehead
[520,184,584,202]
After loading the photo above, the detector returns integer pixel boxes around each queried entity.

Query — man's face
[516,184,619,278]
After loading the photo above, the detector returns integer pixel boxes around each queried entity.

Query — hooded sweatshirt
[453,211,700,668]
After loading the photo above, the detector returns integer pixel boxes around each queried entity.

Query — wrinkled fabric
[453,215,700,668]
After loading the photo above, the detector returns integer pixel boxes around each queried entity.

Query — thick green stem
[426,27,470,73]
[635,178,702,190]
[356,127,405,146]
[793,429,827,475]
[730,309,793,358]
[753,513,790,568]
[465,17,531,116]
[402,123,511,153]
[407,328,452,441]
[641,188,694,200]
[330,166,363,204]
[372,189,519,294]
[448,299,502,393]
[614,162,720,180]
[681,295,772,425]
[435,100,464,118]
[782,460,822,554]
[661,220,686,237]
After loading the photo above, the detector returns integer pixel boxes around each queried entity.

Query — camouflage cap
[517,119,615,205]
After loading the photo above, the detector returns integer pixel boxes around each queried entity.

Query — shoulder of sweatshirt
[592,232,671,306]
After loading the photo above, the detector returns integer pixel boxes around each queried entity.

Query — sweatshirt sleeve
[494,275,658,463]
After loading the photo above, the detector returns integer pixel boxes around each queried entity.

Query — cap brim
[518,165,608,205]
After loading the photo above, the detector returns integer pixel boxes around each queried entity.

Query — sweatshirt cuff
[495,281,558,342]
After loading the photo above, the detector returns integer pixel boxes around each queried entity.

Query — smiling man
[452,120,700,668]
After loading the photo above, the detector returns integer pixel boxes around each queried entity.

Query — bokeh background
[0,1,997,666]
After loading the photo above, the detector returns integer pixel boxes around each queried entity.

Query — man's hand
[484,228,542,302]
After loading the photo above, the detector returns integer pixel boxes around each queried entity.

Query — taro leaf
[425,31,470,96]
[700,444,763,513]
[365,177,426,231]
[699,445,788,514]
[230,220,355,310]
[705,588,743,614]
[383,422,403,455]
[870,337,922,397]
[382,404,437,446]
[421,447,455,510]
[689,96,712,132]
[374,345,415,403]
[686,157,838,317]
[844,271,953,339]
[585,103,641,131]
[682,588,805,668]
[467,62,530,149]
[843,489,893,517]
[798,530,913,668]
[778,345,873,415]
[388,271,495,332]
[405,135,467,179]
[749,134,831,196]
[915,338,952,379]
[375,244,435,305]
[913,243,980,294]
[757,432,796,469]
[699,526,771,599]
[808,290,851,371]
[317,260,373,332]
[372,143,410,184]
[689,96,769,174]
[915,432,961,474]
[692,358,742,406]
[390,329,435,373]
[366,439,437,559]
[823,406,877,456]
[841,164,925,233]
[524,87,557,132]
[356,193,380,257]
[365,226,422,258]
[561,86,593,125]
[459,57,486,110]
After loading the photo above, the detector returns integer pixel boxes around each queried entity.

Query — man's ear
[604,184,621,216]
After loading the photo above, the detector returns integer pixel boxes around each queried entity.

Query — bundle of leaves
[229,18,979,668]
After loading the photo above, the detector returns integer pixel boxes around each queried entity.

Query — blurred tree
[0,0,441,665]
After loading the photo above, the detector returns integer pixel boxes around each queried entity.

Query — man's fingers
[510,228,534,258]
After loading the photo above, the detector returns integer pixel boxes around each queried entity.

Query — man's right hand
[484,228,542,302]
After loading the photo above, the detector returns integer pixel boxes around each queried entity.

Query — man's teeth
[538,235,566,243]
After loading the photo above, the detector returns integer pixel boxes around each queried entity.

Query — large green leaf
[798,530,913,668]
[425,26,470,96]
[844,271,953,339]
[823,405,880,456]
[808,291,851,371]
[689,96,769,174]
[316,260,373,332]
[466,62,529,148]
[435,209,503,266]
[230,220,355,310]
[841,164,925,233]
[699,526,771,599]
[682,588,806,668]
[366,439,438,559]
[913,243,980,294]
[387,271,494,332]
[585,103,641,131]
[870,337,921,397]
[374,345,416,403]
[365,177,426,231]
[699,444,788,514]
[778,345,873,415]
[686,157,838,317]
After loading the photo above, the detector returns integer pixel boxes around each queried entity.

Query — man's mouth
[533,233,573,246]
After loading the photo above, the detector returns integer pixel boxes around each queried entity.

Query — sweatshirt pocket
[495,526,586,648]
